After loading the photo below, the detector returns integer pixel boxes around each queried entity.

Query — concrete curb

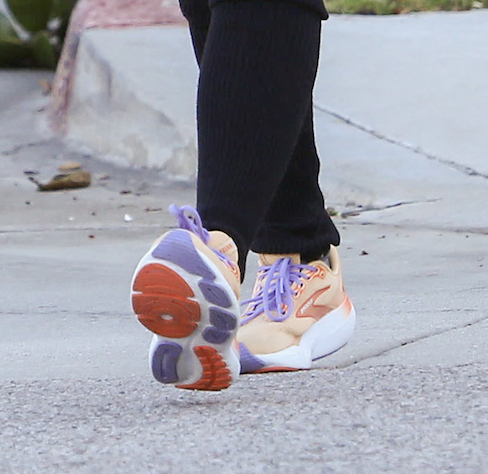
[64,26,198,181]
[47,0,197,181]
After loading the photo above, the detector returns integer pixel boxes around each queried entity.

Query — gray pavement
[1,11,488,474]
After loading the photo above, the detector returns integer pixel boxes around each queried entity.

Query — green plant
[0,0,77,69]
[326,0,481,14]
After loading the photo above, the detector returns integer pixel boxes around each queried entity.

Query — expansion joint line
[1,140,48,156]
[313,101,488,181]
[335,313,488,370]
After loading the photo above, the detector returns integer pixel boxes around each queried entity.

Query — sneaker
[131,205,241,391]
[237,246,356,373]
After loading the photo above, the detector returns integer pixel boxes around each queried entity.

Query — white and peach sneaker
[131,205,241,391]
[237,246,356,373]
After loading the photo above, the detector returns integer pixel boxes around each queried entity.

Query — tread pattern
[132,264,200,338]
[177,346,232,391]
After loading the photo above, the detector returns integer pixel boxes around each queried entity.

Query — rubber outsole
[131,230,240,391]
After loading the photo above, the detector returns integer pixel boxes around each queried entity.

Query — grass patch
[326,0,487,14]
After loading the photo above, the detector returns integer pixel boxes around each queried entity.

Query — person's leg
[131,0,347,390]
[238,104,356,373]
[251,103,339,261]
[195,0,327,277]
[238,101,356,375]
[179,0,334,269]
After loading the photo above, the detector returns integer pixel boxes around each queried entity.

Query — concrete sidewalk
[1,11,488,474]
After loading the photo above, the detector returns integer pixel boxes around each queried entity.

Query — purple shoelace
[169,204,233,267]
[169,204,210,243]
[241,257,317,324]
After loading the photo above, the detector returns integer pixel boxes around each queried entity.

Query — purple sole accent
[312,343,347,362]
[198,280,232,308]
[202,327,231,344]
[209,308,237,331]
[201,308,237,344]
[152,229,216,280]
[239,343,266,374]
[151,342,182,383]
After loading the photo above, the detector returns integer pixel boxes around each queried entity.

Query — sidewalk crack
[340,198,440,217]
[313,102,488,181]
[336,314,488,369]
[1,140,48,156]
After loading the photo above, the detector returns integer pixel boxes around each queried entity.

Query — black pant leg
[196,0,324,276]
[178,0,211,65]
[251,103,340,260]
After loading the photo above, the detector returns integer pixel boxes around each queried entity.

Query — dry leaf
[29,171,91,192]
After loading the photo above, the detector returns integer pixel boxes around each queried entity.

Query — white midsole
[255,298,356,369]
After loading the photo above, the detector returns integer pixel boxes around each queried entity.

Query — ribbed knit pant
[178,0,340,278]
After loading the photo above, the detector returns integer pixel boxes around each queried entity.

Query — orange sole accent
[132,264,201,338]
[177,346,232,391]
[254,366,300,374]
[342,295,353,316]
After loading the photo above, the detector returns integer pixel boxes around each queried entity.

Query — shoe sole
[131,229,240,391]
[239,296,356,373]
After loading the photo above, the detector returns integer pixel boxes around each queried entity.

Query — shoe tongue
[259,254,300,266]
[208,231,239,264]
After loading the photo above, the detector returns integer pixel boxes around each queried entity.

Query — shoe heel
[131,226,240,390]
[310,297,356,361]
[177,346,233,391]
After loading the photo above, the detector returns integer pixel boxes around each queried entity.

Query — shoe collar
[259,253,300,266]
